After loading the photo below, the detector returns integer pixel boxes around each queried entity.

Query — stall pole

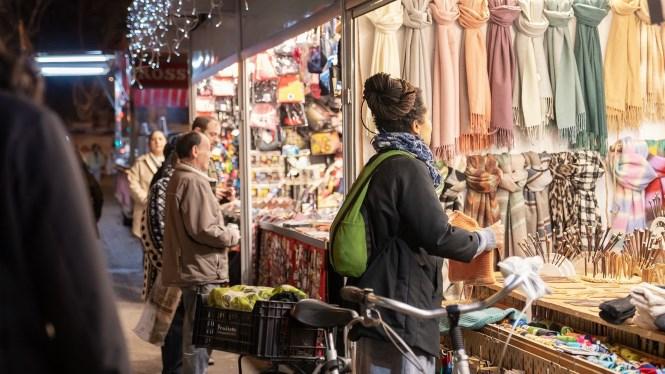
[342,0,357,189]
[237,2,253,285]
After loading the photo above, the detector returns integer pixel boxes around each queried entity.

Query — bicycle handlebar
[340,273,529,319]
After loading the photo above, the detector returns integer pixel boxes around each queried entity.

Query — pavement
[98,175,269,374]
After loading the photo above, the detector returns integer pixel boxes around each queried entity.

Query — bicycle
[289,256,548,374]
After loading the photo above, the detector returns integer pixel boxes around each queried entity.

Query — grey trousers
[355,337,436,374]
[181,285,218,374]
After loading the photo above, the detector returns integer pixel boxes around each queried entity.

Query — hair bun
[363,73,417,122]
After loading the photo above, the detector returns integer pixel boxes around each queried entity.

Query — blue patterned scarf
[372,131,442,188]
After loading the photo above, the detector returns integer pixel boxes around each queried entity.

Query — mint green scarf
[573,0,610,155]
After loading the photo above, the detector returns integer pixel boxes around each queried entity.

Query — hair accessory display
[429,0,461,159]
[604,0,642,131]
[544,0,586,142]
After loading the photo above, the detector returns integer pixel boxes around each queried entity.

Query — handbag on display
[310,131,341,155]
[305,96,334,132]
[280,103,308,127]
[249,103,279,129]
[253,79,278,103]
[307,46,327,74]
[252,127,282,152]
[255,53,277,81]
[211,76,235,97]
[277,75,305,103]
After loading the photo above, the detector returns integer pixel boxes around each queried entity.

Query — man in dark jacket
[0,46,129,374]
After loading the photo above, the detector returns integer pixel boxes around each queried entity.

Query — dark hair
[0,42,44,101]
[191,116,218,132]
[176,131,202,159]
[149,130,165,141]
[363,73,426,133]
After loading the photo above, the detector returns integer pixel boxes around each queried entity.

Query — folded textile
[599,296,636,324]
[656,313,665,331]
[439,307,525,332]
[630,283,665,330]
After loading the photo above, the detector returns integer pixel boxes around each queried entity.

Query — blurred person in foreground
[127,130,167,238]
[0,44,129,373]
[162,132,240,374]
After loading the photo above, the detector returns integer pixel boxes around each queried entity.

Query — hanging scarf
[523,151,553,238]
[573,0,610,154]
[458,0,492,152]
[430,0,461,159]
[549,152,580,242]
[544,0,586,141]
[571,151,605,245]
[604,0,642,131]
[441,166,467,211]
[497,154,529,257]
[464,155,503,228]
[513,0,553,139]
[372,131,442,187]
[402,0,434,123]
[638,0,665,120]
[610,140,658,232]
[646,155,665,221]
[487,0,521,148]
[365,2,403,133]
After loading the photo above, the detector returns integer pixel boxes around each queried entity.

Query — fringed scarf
[646,155,665,221]
[458,0,492,153]
[497,153,529,257]
[487,0,521,148]
[637,0,665,120]
[573,0,610,154]
[571,151,605,245]
[464,154,503,228]
[523,151,553,238]
[430,0,461,159]
[441,166,467,211]
[610,139,658,232]
[402,0,434,121]
[513,0,553,139]
[604,0,642,131]
[549,152,580,242]
[372,131,443,187]
[544,0,586,141]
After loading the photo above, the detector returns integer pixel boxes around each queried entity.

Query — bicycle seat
[291,299,358,328]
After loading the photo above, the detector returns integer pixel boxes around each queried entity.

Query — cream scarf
[430,0,461,159]
[604,0,642,130]
[513,0,553,139]
[458,0,492,152]
[637,0,665,120]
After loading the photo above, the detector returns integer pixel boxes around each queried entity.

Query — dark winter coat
[0,91,130,374]
[348,154,479,357]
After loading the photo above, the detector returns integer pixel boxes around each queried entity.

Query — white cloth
[630,283,665,330]
[402,0,434,123]
[499,256,548,302]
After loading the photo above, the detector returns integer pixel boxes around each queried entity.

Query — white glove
[498,256,549,303]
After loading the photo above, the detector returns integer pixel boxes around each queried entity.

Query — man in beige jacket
[162,131,240,374]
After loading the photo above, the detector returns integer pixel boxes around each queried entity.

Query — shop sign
[135,57,188,89]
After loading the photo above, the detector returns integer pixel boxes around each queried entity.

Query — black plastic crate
[193,296,324,359]
[192,294,254,354]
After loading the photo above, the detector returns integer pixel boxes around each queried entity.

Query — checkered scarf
[523,151,553,239]
[464,154,503,228]
[610,140,657,232]
[549,152,580,242]
[497,153,529,257]
[571,151,605,241]
[441,166,467,211]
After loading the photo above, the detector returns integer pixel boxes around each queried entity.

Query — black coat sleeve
[395,158,478,262]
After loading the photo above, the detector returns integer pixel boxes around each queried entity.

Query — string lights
[126,0,224,80]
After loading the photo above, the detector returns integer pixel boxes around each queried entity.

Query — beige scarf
[638,0,665,120]
[430,0,461,159]
[458,0,492,152]
[512,0,553,139]
[604,0,642,130]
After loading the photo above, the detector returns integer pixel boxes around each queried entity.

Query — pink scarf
[430,0,461,160]
[646,155,665,220]
[487,0,521,148]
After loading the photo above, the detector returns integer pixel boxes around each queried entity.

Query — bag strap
[329,150,414,243]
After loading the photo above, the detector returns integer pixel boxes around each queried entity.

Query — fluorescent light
[35,54,114,63]
[40,66,109,76]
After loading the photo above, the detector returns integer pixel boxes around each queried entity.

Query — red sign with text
[134,56,188,89]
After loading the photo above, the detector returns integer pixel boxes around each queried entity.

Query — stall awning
[132,88,189,108]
